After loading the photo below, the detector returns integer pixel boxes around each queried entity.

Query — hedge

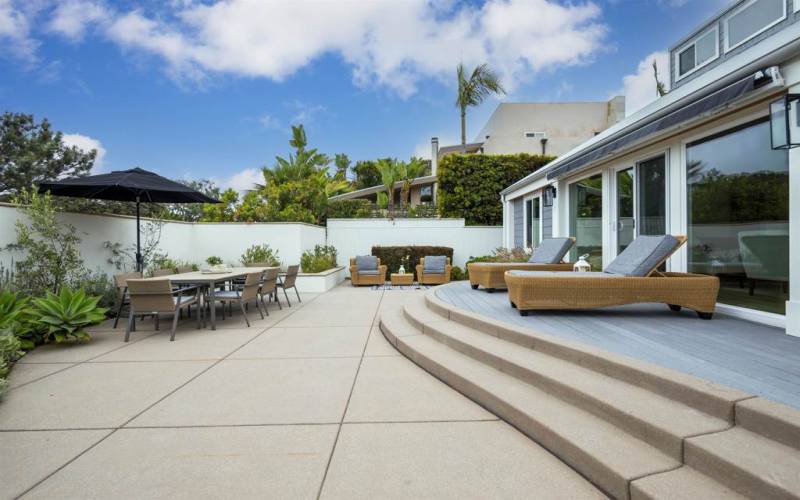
[371,245,453,279]
[437,153,554,225]
[327,199,373,219]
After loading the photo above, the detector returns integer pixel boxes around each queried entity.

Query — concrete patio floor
[0,285,604,499]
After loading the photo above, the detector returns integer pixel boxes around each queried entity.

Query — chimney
[431,137,439,176]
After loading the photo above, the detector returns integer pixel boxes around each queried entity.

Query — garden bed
[295,266,346,293]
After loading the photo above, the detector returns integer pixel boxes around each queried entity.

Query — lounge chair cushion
[604,235,680,277]
[424,256,447,274]
[356,255,378,272]
[529,238,573,264]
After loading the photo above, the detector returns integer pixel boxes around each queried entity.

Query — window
[420,185,433,203]
[724,0,785,51]
[676,27,718,79]
[687,119,789,314]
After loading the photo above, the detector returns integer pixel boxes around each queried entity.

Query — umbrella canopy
[39,167,221,272]
[38,167,220,203]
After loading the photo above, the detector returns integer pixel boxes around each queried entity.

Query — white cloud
[64,0,608,97]
[219,168,262,193]
[285,100,327,126]
[616,51,669,116]
[258,113,280,130]
[62,133,107,171]
[46,0,108,41]
[0,0,37,59]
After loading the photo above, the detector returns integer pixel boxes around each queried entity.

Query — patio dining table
[145,267,277,330]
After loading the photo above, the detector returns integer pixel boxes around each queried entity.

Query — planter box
[294,266,346,293]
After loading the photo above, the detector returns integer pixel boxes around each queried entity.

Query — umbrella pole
[136,196,143,273]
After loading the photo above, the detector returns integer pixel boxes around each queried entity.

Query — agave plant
[0,291,30,331]
[30,289,107,343]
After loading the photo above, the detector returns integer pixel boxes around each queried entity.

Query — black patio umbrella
[38,167,220,272]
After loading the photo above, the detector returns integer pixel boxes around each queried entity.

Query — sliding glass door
[526,197,541,249]
[570,174,603,270]
[615,156,667,255]
[687,119,789,314]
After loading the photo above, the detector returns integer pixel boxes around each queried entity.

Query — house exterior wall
[542,203,554,240]
[476,98,625,157]
[501,59,799,331]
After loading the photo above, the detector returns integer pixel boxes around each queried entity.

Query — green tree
[398,156,427,206]
[352,160,383,189]
[334,153,350,180]
[201,188,239,222]
[377,158,401,208]
[455,63,505,147]
[0,112,95,198]
[8,189,87,295]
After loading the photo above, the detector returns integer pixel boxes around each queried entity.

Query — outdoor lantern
[543,185,557,207]
[770,94,800,149]
[573,253,592,272]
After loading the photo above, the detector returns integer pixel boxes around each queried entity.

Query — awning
[547,73,765,180]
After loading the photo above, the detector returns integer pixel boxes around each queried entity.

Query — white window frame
[795,0,800,13]
[675,25,720,81]
[723,0,787,53]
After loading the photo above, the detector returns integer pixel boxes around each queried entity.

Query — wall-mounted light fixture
[770,94,800,149]
[543,185,557,207]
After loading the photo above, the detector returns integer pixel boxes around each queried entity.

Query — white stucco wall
[0,204,326,276]
[326,218,503,274]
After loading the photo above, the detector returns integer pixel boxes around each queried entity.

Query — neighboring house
[500,0,800,336]
[332,97,625,207]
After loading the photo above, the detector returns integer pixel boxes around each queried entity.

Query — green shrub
[240,245,280,266]
[301,245,338,273]
[450,266,465,281]
[0,291,30,332]
[0,332,23,376]
[437,153,554,225]
[76,270,117,310]
[29,288,107,344]
[151,255,179,273]
[326,199,373,219]
[206,256,223,266]
[371,246,453,279]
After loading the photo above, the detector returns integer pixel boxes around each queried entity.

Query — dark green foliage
[351,160,384,189]
[301,245,338,273]
[371,246,453,279]
[688,169,789,223]
[327,199,373,218]
[0,112,95,198]
[437,153,554,225]
[450,266,465,281]
[206,256,223,266]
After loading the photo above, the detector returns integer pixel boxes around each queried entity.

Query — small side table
[390,273,414,287]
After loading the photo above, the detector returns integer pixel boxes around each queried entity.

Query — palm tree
[456,63,505,148]
[376,158,401,208]
[398,157,427,206]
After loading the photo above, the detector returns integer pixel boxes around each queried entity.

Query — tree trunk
[460,108,466,149]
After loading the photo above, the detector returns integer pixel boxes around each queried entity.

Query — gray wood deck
[436,282,800,410]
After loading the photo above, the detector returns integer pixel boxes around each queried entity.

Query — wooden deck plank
[435,282,800,409]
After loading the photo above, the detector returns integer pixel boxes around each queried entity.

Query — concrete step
[423,291,750,423]
[381,312,679,500]
[630,466,747,500]
[685,427,800,500]
[417,314,729,461]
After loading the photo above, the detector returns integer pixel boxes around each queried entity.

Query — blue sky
[0,0,730,190]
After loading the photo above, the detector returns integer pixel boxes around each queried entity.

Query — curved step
[630,466,747,500]
[381,310,678,500]
[418,313,729,460]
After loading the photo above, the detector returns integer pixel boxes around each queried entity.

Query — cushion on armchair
[356,255,378,272]
[423,255,447,275]
[529,238,574,264]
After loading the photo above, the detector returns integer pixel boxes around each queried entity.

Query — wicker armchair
[416,256,452,286]
[350,257,387,286]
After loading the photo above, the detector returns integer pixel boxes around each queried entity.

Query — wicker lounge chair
[505,235,720,319]
[468,237,575,292]
[350,256,387,286]
[417,256,451,286]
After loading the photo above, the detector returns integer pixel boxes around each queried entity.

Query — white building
[501,0,800,335]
